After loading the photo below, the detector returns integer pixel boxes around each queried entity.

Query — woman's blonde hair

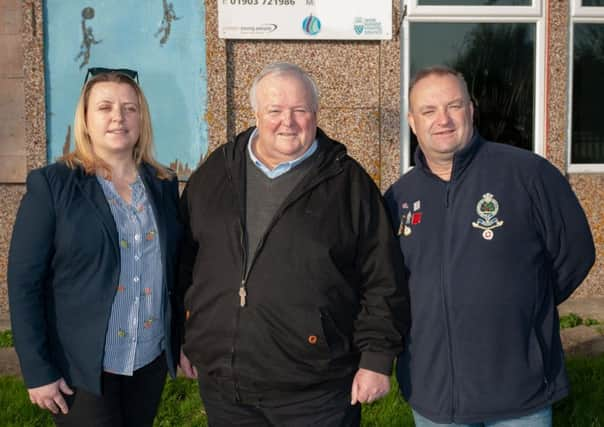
[61,71,173,180]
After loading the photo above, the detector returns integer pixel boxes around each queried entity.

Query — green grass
[0,375,207,427]
[0,330,13,348]
[1,355,603,426]
[361,382,414,426]
[154,376,207,427]
[584,318,601,327]
[0,376,53,426]
[560,313,601,329]
[553,355,604,427]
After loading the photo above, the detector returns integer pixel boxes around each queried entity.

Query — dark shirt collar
[415,130,484,181]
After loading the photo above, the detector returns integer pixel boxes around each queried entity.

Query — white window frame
[406,0,541,17]
[572,0,604,17]
[400,0,546,173]
[567,2,604,173]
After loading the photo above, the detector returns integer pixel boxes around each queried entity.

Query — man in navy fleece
[385,65,595,427]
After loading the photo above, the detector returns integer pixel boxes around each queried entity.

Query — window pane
[581,0,604,6]
[572,23,604,164]
[418,0,531,5]
[408,23,535,162]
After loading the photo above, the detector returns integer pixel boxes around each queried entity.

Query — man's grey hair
[249,62,320,113]
[409,65,471,109]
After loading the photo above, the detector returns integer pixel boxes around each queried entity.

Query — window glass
[418,0,531,5]
[571,23,604,164]
[581,0,604,6]
[408,22,535,161]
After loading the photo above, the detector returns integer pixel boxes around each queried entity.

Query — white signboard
[218,0,392,40]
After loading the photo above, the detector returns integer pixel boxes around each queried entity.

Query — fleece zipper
[441,180,458,420]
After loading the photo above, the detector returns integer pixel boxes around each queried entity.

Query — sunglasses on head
[83,67,139,85]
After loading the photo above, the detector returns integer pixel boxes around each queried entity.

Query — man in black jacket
[178,62,410,426]
[385,65,595,426]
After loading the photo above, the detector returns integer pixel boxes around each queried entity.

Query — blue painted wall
[44,0,207,179]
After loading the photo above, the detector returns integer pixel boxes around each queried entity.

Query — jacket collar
[139,164,168,275]
[73,162,166,263]
[223,126,348,219]
[139,163,165,213]
[415,130,484,181]
[226,126,347,174]
[74,166,120,259]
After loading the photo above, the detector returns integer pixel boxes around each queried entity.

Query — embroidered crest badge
[398,200,422,237]
[471,193,504,240]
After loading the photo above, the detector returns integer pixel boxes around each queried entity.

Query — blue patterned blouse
[97,174,164,375]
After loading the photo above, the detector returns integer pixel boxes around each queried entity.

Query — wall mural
[45,0,207,180]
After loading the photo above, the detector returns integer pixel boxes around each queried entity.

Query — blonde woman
[8,69,183,427]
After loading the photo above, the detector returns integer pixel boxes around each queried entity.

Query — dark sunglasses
[83,67,139,85]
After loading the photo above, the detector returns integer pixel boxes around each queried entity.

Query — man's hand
[179,348,198,379]
[28,378,73,415]
[350,368,390,405]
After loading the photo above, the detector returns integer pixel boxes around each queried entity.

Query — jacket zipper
[231,218,246,402]
[239,218,248,308]
[224,146,246,402]
[240,151,346,293]
[225,145,345,400]
[441,182,457,419]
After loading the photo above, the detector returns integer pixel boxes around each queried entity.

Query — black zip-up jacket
[178,127,410,392]
[385,133,595,423]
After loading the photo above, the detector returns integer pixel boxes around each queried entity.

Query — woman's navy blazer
[8,161,183,395]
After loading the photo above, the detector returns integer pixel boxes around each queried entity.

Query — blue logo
[302,15,321,36]
[353,18,364,35]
